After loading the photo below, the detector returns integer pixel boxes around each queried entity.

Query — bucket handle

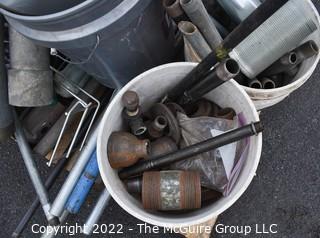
[51,35,100,65]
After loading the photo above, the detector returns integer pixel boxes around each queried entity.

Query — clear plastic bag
[171,112,249,195]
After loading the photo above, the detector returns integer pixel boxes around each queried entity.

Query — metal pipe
[40,210,69,238]
[8,27,53,107]
[49,121,100,218]
[248,78,263,89]
[180,58,240,104]
[22,103,66,144]
[165,0,290,102]
[0,16,13,142]
[162,0,189,23]
[229,0,317,79]
[217,0,261,24]
[262,40,319,76]
[261,77,276,89]
[12,157,68,238]
[14,111,59,225]
[180,0,222,49]
[178,21,211,59]
[119,122,263,179]
[83,189,111,235]
[260,52,298,76]
[142,171,201,211]
[122,91,147,136]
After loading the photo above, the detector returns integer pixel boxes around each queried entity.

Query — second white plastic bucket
[184,0,320,110]
[97,62,262,228]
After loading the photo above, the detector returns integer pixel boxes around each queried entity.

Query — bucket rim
[97,62,263,227]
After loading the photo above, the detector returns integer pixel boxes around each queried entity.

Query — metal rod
[12,157,68,238]
[119,122,263,179]
[83,189,111,235]
[14,111,58,225]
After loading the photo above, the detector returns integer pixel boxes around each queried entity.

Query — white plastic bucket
[97,62,262,228]
[184,0,320,110]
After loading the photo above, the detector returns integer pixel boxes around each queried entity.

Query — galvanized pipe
[229,0,318,79]
[261,77,276,89]
[0,16,13,142]
[49,123,99,218]
[83,189,111,235]
[40,210,69,238]
[14,111,58,225]
[180,0,222,49]
[12,157,68,238]
[178,21,211,59]
[248,78,263,89]
[8,27,53,107]
[217,0,261,24]
[119,122,263,179]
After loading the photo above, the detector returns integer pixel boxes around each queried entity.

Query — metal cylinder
[107,132,150,169]
[12,157,68,238]
[217,0,261,24]
[178,21,211,59]
[162,0,188,23]
[147,116,168,140]
[0,16,13,142]
[229,0,318,79]
[119,122,263,179]
[14,111,58,225]
[83,189,111,235]
[142,171,201,211]
[23,102,66,144]
[122,91,147,136]
[248,78,263,89]
[8,27,53,107]
[261,51,298,76]
[180,58,240,104]
[180,0,222,49]
[261,77,276,89]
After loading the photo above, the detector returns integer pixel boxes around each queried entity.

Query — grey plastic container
[1,0,176,88]
[0,0,85,16]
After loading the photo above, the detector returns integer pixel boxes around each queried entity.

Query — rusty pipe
[147,116,168,140]
[214,107,236,120]
[107,132,150,169]
[122,91,147,136]
[261,77,276,89]
[142,171,201,211]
